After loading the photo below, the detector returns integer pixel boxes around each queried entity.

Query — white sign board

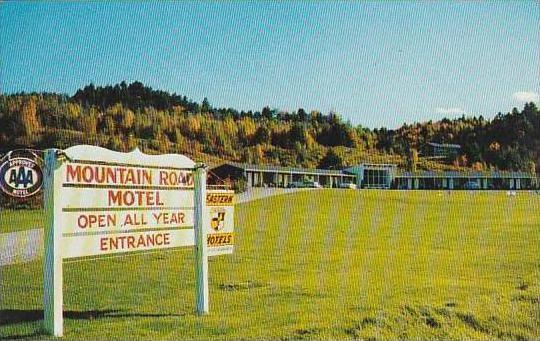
[57,158,196,258]
[43,146,234,337]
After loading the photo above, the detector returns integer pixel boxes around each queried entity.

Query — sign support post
[43,149,63,337]
[194,164,209,315]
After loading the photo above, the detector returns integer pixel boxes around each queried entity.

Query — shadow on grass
[1,309,187,325]
[0,332,43,341]
[1,309,189,340]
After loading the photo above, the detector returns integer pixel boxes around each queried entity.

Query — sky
[1,1,539,128]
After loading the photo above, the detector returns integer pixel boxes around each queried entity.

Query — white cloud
[512,91,539,103]
[434,107,465,115]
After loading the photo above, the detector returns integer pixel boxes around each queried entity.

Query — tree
[297,108,307,121]
[253,126,271,145]
[78,112,98,135]
[253,145,264,164]
[261,106,274,120]
[407,148,419,172]
[318,148,343,169]
[288,123,306,147]
[19,97,41,137]
[201,97,211,113]
[121,110,135,131]
[529,161,536,176]
[103,116,116,135]
[237,117,256,145]
[294,142,308,165]
[472,162,485,171]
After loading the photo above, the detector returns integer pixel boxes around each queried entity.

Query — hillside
[0,81,538,173]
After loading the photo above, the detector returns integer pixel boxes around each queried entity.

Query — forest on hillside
[0,81,538,174]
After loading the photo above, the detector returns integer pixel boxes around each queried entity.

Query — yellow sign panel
[206,192,235,206]
[207,232,234,247]
[206,190,234,256]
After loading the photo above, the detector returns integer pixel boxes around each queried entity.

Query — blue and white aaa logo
[0,157,43,198]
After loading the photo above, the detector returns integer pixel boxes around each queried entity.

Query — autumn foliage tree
[0,81,538,173]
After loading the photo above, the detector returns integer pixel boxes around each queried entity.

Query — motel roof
[212,161,355,177]
[211,161,536,179]
[395,170,535,179]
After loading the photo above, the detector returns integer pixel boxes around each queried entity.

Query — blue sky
[1,1,539,128]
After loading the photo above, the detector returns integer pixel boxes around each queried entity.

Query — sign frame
[42,146,219,337]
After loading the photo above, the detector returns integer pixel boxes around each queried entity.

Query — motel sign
[43,145,234,337]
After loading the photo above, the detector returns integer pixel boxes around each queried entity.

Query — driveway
[236,187,312,204]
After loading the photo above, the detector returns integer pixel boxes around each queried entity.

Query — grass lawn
[0,209,44,234]
[1,190,539,340]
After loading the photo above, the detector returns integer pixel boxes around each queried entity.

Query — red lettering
[77,215,87,228]
[108,190,164,207]
[159,171,193,187]
[148,234,157,246]
[100,232,172,253]
[125,191,135,205]
[82,166,93,182]
[118,168,127,182]
[94,167,105,183]
[110,237,118,250]
[89,215,97,226]
[159,171,169,185]
[108,190,122,206]
[66,165,81,183]
[100,238,108,251]
[142,170,152,185]
[127,236,136,248]
[156,234,163,245]
[106,167,117,184]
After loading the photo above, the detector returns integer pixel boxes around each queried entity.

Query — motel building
[210,162,356,188]
[392,170,536,190]
[210,162,538,190]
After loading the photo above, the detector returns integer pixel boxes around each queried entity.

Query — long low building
[343,164,538,190]
[210,162,356,188]
[210,162,539,190]
[394,170,536,190]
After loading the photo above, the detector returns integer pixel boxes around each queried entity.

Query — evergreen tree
[318,148,343,169]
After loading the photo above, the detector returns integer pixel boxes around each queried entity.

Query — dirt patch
[218,280,267,291]
[456,312,490,334]
[280,328,321,341]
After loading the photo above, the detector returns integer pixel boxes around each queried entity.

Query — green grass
[0,209,44,233]
[1,190,540,340]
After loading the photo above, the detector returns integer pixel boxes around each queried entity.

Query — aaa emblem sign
[0,156,43,198]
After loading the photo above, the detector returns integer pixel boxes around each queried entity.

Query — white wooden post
[43,149,63,337]
[194,164,209,314]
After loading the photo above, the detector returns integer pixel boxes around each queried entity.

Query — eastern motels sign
[206,192,235,256]
[42,145,234,337]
